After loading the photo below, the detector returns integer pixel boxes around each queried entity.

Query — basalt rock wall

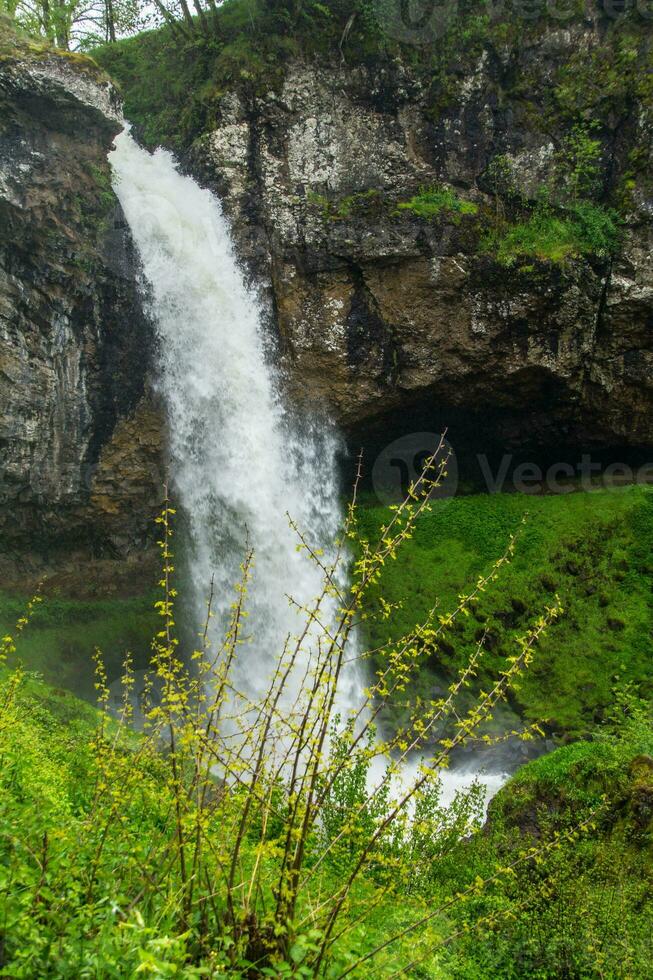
[187,7,653,463]
[0,19,164,592]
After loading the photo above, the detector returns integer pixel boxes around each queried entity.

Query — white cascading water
[109,128,507,809]
[110,129,359,715]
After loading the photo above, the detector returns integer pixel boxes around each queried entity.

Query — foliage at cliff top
[89,0,652,273]
[91,0,653,167]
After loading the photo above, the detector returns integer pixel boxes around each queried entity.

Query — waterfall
[109,129,359,712]
[109,128,507,809]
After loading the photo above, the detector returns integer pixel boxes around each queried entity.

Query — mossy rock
[0,14,108,84]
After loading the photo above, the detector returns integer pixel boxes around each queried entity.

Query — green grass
[0,592,158,701]
[5,485,651,735]
[484,201,620,266]
[443,695,653,978]
[0,667,101,728]
[357,485,653,737]
[494,700,653,824]
[397,185,478,222]
[1,652,649,976]
[0,487,651,975]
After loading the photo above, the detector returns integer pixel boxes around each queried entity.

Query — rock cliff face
[188,9,653,462]
[3,9,653,589]
[0,20,163,590]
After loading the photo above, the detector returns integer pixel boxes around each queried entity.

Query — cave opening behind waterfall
[344,396,653,502]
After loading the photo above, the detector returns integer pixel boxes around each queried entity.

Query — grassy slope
[441,697,653,978]
[357,485,653,738]
[0,593,158,701]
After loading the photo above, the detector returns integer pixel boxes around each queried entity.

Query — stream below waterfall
[109,127,509,812]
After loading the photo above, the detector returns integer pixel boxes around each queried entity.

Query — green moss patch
[306,187,383,221]
[397,185,478,222]
[357,485,653,738]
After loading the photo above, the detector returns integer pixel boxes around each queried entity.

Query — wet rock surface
[0,20,163,589]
